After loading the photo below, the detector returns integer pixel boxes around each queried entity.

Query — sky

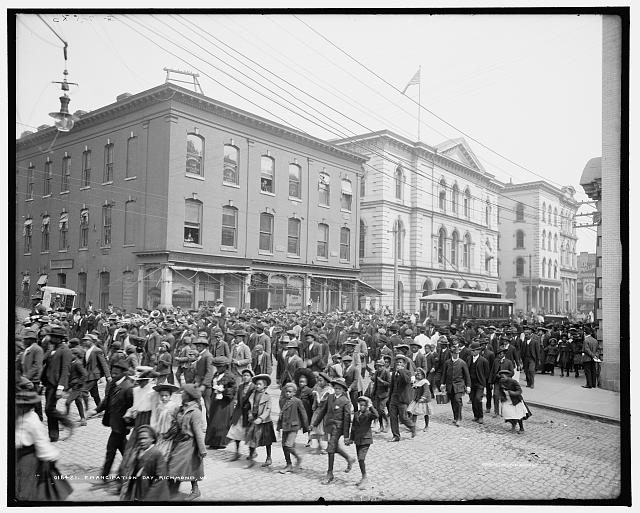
[15,12,602,252]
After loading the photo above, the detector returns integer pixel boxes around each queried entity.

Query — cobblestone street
[50,380,621,503]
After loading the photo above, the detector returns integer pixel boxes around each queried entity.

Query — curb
[525,400,620,425]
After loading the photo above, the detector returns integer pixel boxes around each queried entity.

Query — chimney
[116,93,132,102]
[74,110,87,117]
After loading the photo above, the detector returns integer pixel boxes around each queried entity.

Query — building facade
[576,251,597,315]
[16,83,375,313]
[335,131,501,313]
[499,181,579,316]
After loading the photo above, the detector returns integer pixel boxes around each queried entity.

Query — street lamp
[49,71,78,132]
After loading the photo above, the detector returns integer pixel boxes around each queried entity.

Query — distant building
[15,83,376,312]
[577,251,596,315]
[335,131,501,313]
[498,181,579,316]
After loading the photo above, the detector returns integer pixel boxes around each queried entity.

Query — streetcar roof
[420,294,513,304]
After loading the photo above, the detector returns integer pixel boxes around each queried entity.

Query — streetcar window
[438,302,450,322]
[428,302,438,320]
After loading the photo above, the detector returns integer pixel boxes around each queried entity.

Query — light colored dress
[151,395,180,458]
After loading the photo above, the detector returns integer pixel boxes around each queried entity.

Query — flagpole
[417,65,421,142]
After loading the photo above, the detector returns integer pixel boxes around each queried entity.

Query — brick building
[15,83,378,312]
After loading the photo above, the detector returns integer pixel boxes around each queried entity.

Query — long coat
[96,377,134,434]
[388,368,413,405]
[42,343,73,390]
[194,349,215,388]
[85,346,111,381]
[205,372,237,447]
[442,358,471,395]
[21,343,44,382]
[119,446,170,501]
[466,355,490,388]
[166,401,206,480]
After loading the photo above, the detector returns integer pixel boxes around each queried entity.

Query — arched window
[340,227,351,261]
[548,259,553,278]
[463,281,471,289]
[184,199,202,245]
[516,257,525,277]
[452,184,459,214]
[450,281,458,289]
[554,207,558,226]
[516,229,525,249]
[317,223,329,258]
[259,212,274,252]
[437,227,446,264]
[436,279,447,290]
[318,172,330,206]
[360,175,366,197]
[463,233,471,269]
[542,257,546,278]
[464,188,471,218]
[485,200,491,227]
[451,230,459,267]
[422,279,433,296]
[548,232,552,251]
[223,145,240,185]
[439,179,447,210]
[542,230,546,251]
[359,220,366,259]
[99,271,110,310]
[554,261,558,279]
[553,233,558,252]
[341,179,353,211]
[260,155,275,193]
[395,167,404,200]
[186,133,204,176]
[516,203,525,222]
[288,163,301,199]
[548,205,552,224]
[395,219,405,260]
[542,202,546,222]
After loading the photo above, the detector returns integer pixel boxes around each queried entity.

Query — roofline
[17,83,368,164]
[501,180,579,204]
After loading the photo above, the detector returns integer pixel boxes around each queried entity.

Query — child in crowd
[294,368,315,448]
[346,395,378,489]
[277,383,309,474]
[227,369,256,461]
[309,372,333,454]
[247,374,277,468]
[407,367,432,431]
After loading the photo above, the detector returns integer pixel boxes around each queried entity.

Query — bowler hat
[317,372,332,384]
[112,361,130,372]
[22,329,38,340]
[194,337,209,346]
[305,331,317,340]
[181,383,202,401]
[498,369,515,378]
[48,326,67,338]
[153,383,180,393]
[286,340,299,349]
[241,368,255,377]
[252,373,272,386]
[469,341,481,351]
[212,356,229,366]
[234,330,247,337]
[330,377,348,390]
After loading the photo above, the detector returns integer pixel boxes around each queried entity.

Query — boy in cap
[346,395,379,489]
[489,345,515,416]
[277,382,309,473]
[41,326,73,442]
[311,378,355,485]
[387,354,416,441]
[66,347,88,425]
[370,358,391,433]
[440,345,471,427]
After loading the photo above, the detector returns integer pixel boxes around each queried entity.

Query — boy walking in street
[277,382,309,473]
[346,396,378,489]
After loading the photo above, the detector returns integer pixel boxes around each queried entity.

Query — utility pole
[528,254,532,314]
[392,222,398,314]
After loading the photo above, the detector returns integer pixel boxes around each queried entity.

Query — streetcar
[419,288,513,326]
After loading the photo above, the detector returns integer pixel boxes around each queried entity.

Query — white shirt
[16,410,60,461]
[85,344,95,362]
[472,355,479,363]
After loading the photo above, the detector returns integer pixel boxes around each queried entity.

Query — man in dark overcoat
[441,345,471,426]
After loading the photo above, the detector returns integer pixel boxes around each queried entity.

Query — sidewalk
[514,371,621,423]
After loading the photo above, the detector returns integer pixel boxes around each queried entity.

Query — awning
[319,173,330,185]
[59,212,69,229]
[37,274,48,286]
[310,274,356,281]
[80,209,89,222]
[170,265,249,275]
[22,275,30,285]
[41,216,50,231]
[24,219,33,226]
[356,279,382,295]
[341,179,353,195]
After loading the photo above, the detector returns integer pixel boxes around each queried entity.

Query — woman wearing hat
[247,374,277,467]
[309,372,333,454]
[497,370,531,433]
[205,356,238,450]
[226,369,256,461]
[150,383,181,459]
[15,381,72,501]
[166,384,207,500]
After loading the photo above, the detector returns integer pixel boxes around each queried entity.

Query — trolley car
[419,288,513,326]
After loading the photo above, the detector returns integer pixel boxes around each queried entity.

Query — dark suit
[480,347,495,411]
[303,341,330,373]
[281,354,304,386]
[520,337,541,388]
[387,368,415,438]
[251,351,272,376]
[442,358,471,422]
[409,351,427,374]
[41,343,73,441]
[349,406,379,462]
[370,367,390,428]
[96,377,134,479]
[466,355,490,420]
[194,348,215,416]
[84,345,111,408]
[22,343,44,420]
[582,334,599,387]
[489,357,515,413]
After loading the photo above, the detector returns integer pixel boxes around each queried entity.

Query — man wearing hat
[466,341,490,424]
[488,345,515,416]
[254,323,272,361]
[210,328,230,359]
[144,324,162,368]
[41,326,73,442]
[441,345,471,427]
[175,336,198,386]
[478,339,495,413]
[520,326,541,389]
[193,336,215,418]
[370,358,391,433]
[88,360,134,486]
[20,329,44,420]
[302,331,329,374]
[251,344,272,376]
[409,339,427,375]
[230,330,252,380]
[387,354,416,441]
[281,340,304,388]
[310,378,355,485]
[82,333,111,410]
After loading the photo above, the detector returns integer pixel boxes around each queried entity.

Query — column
[244,274,251,309]
[160,266,173,308]
[304,274,311,311]
[194,274,200,309]
[137,265,145,309]
[338,281,343,311]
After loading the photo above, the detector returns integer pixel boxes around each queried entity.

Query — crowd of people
[15,293,601,501]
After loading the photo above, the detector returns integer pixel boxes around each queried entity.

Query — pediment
[436,138,485,173]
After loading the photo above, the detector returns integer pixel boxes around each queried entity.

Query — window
[516,203,525,222]
[99,271,110,310]
[451,231,459,267]
[516,230,525,249]
[259,213,274,252]
[464,188,471,218]
[58,212,69,250]
[103,143,114,182]
[80,209,89,249]
[397,281,404,312]
[186,133,204,176]
[26,164,35,199]
[548,259,552,277]
[44,160,52,196]
[23,218,33,253]
[288,218,301,256]
[452,184,459,214]
[317,223,329,258]
[395,167,404,200]
[77,272,87,308]
[341,179,353,211]
[288,163,301,198]
[223,144,239,185]
[58,273,67,288]
[548,205,553,225]
[221,206,238,248]
[41,216,50,251]
[485,241,491,272]
[360,175,365,197]
[359,220,365,259]
[102,205,112,246]
[124,201,136,245]
[437,228,446,264]
[82,150,91,187]
[61,156,71,192]
[463,233,471,269]
[541,230,546,250]
[340,227,350,261]
[439,190,446,211]
[318,172,330,206]
[548,232,552,251]
[542,202,546,222]
[516,257,525,277]
[554,261,558,279]
[260,155,274,193]
[554,207,558,226]
[553,233,558,252]
[542,257,546,278]
[184,199,202,245]
[126,135,138,178]
[485,200,491,227]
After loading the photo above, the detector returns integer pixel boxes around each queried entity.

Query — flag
[401,68,421,94]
